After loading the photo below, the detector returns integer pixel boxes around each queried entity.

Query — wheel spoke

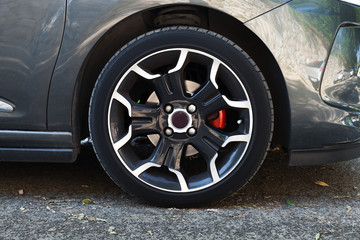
[151,72,186,102]
[132,162,161,177]
[150,137,171,166]
[161,142,189,191]
[203,126,228,150]
[131,64,160,80]
[113,126,132,150]
[209,153,220,182]
[132,138,189,191]
[168,49,189,74]
[190,140,220,182]
[112,92,132,117]
[222,96,251,109]
[191,134,220,160]
[202,94,228,116]
[164,143,186,171]
[130,138,169,177]
[163,70,186,99]
[131,104,160,118]
[204,123,250,148]
[192,80,221,105]
[222,133,251,147]
[131,121,158,136]
[209,59,221,89]
[169,168,189,192]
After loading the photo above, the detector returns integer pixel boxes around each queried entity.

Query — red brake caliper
[209,110,226,129]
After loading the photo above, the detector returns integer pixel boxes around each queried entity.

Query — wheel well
[75,4,290,148]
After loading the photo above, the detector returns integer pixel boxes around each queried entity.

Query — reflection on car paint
[321,26,360,113]
[246,0,360,149]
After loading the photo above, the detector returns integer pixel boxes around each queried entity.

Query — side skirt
[0,130,79,162]
[289,142,360,166]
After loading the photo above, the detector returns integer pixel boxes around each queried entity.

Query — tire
[89,27,273,207]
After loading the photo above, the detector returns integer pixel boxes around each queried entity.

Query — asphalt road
[0,147,359,239]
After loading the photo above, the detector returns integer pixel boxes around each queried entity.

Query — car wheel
[89,27,273,206]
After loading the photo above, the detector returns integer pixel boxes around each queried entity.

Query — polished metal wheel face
[107,48,253,193]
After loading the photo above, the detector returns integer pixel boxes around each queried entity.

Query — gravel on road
[0,148,359,239]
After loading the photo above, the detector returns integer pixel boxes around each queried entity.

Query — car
[1,0,360,206]
[334,69,351,83]
[304,60,325,90]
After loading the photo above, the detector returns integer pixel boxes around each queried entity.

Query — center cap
[168,109,193,133]
[171,111,189,129]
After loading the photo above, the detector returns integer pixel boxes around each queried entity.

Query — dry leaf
[19,207,29,213]
[18,189,24,195]
[108,226,117,235]
[95,218,107,223]
[206,208,219,213]
[315,181,329,187]
[270,146,281,152]
[315,232,324,240]
[346,206,352,213]
[46,206,56,213]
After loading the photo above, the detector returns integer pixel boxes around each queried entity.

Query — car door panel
[0,0,65,130]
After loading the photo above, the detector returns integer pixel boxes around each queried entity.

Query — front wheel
[89,27,273,206]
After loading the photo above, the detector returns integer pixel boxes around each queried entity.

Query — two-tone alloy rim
[107,48,253,193]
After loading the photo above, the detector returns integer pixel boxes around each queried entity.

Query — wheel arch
[74,4,290,148]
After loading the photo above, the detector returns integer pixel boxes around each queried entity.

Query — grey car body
[1,0,360,205]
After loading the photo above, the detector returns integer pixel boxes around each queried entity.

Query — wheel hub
[167,109,193,133]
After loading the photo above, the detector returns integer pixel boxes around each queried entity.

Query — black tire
[89,27,273,207]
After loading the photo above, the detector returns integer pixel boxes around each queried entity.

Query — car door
[0,0,65,130]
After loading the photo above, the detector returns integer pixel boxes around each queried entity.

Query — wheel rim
[107,48,253,193]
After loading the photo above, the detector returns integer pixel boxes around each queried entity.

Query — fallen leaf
[18,189,24,195]
[206,208,219,213]
[228,214,245,218]
[108,226,117,235]
[315,232,324,240]
[315,181,329,187]
[81,185,90,188]
[270,146,281,152]
[147,230,153,236]
[95,218,107,223]
[82,199,94,205]
[48,227,56,232]
[46,206,56,213]
[333,195,350,199]
[346,206,352,213]
[19,207,29,213]
[286,199,295,206]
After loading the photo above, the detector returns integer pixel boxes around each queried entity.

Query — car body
[1,0,360,205]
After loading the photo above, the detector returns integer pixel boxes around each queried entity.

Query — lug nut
[187,104,197,114]
[165,127,174,136]
[164,104,173,113]
[187,127,197,136]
